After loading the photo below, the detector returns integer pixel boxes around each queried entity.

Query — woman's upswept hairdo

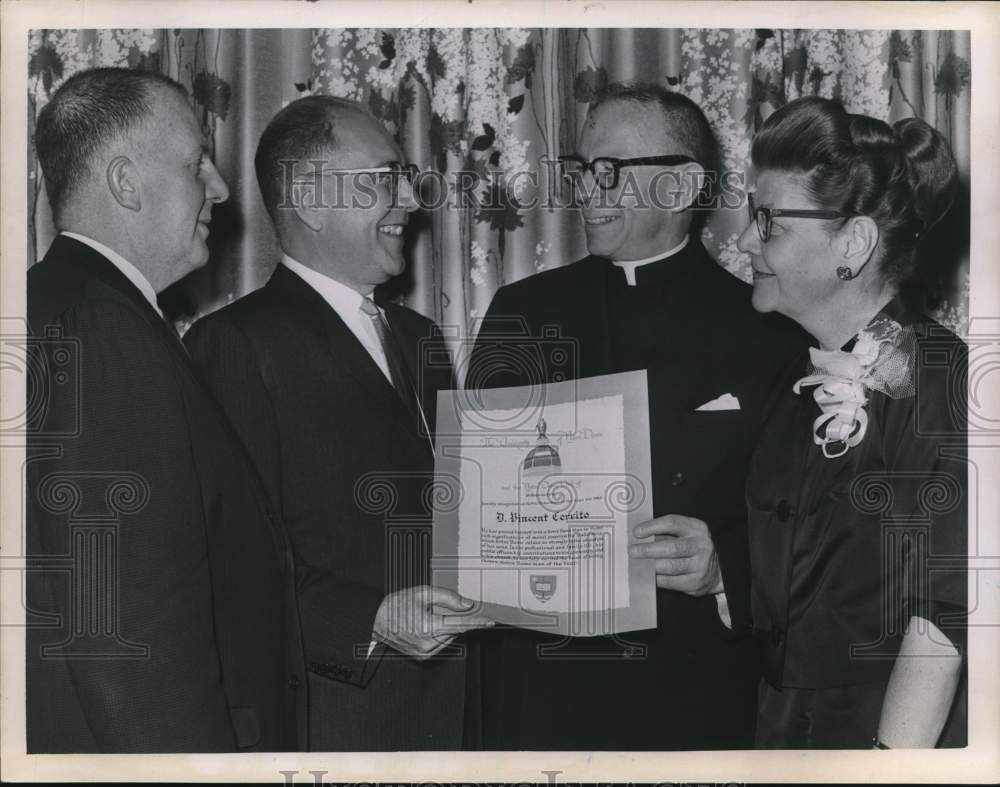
[751,96,960,299]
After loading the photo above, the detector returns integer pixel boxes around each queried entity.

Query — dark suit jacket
[26,235,306,753]
[466,239,807,749]
[185,262,469,751]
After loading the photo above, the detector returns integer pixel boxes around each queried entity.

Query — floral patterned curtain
[28,28,971,351]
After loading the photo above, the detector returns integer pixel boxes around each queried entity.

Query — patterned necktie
[359,298,433,451]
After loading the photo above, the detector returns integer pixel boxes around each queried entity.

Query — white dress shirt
[281,253,392,384]
[611,235,689,286]
[61,231,164,318]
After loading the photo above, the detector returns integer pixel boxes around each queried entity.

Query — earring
[836,266,855,281]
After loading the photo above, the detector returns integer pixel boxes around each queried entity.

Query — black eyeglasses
[747,192,850,243]
[558,154,696,191]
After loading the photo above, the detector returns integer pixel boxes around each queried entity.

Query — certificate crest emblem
[522,415,562,478]
[529,574,557,602]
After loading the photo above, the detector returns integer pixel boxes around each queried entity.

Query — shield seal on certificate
[529,574,557,602]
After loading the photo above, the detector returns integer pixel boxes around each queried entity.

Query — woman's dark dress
[747,298,968,748]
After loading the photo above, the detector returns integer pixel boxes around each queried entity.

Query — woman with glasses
[735,96,967,749]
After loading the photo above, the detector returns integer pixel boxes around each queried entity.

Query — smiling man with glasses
[555,107,711,267]
[185,95,492,751]
[468,82,807,751]
[558,153,698,192]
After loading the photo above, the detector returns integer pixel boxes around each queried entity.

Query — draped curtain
[28,28,971,360]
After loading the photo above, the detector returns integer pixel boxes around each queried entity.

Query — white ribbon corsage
[793,315,914,459]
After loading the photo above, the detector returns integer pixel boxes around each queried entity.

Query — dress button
[288,674,300,689]
[770,629,785,646]
[775,499,792,522]
[670,471,684,487]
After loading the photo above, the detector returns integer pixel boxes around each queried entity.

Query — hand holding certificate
[432,370,656,637]
[372,585,496,659]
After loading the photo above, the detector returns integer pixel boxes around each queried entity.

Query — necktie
[359,298,434,452]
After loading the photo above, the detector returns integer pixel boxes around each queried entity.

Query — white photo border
[2,1,997,783]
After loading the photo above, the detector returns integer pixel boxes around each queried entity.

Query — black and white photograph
[1,1,997,783]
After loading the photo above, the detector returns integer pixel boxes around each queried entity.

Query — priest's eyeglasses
[747,192,849,243]
[558,154,696,191]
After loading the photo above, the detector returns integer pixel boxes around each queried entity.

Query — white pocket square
[695,393,741,412]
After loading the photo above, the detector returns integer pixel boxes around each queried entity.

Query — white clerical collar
[61,231,163,318]
[611,236,690,286]
[280,252,376,316]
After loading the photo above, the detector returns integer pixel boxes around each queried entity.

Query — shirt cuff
[714,592,732,629]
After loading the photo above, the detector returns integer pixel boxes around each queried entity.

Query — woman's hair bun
[893,116,959,233]
[848,113,897,150]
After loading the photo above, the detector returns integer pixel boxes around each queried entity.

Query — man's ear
[839,215,880,270]
[107,156,141,212]
[289,180,326,233]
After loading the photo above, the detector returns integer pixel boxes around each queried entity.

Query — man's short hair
[34,67,188,217]
[590,82,721,207]
[254,95,372,221]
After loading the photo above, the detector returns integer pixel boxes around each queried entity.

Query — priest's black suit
[466,238,806,750]
[26,235,306,752]
[186,262,470,751]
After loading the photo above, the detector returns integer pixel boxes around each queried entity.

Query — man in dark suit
[26,68,306,752]
[467,83,806,750]
[185,96,493,751]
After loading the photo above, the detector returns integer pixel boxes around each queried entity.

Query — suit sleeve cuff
[298,574,386,688]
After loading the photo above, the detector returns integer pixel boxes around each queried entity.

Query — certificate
[432,370,655,636]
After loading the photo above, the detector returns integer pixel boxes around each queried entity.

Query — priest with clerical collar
[610,235,689,286]
[467,81,806,752]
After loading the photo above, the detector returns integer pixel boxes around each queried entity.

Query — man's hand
[372,585,494,660]
[630,514,723,596]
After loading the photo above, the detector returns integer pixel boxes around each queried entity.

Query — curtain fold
[28,27,972,343]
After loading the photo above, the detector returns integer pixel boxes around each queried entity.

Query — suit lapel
[269,265,431,454]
